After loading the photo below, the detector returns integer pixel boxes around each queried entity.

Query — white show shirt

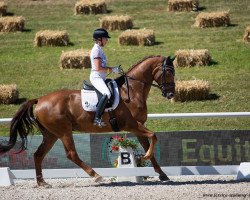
[90,43,108,79]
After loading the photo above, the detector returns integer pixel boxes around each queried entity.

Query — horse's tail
[0,99,38,153]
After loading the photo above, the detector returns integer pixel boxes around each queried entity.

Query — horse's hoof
[94,175,104,183]
[38,182,52,188]
[159,174,170,182]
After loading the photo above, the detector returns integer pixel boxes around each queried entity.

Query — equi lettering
[181,138,250,165]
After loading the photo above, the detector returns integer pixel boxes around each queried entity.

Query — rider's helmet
[93,28,111,40]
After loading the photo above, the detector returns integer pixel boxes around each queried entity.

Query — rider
[90,28,121,127]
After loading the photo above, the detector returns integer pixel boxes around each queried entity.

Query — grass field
[0,0,249,136]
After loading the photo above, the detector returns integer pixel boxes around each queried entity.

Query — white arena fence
[0,112,250,180]
[1,112,250,124]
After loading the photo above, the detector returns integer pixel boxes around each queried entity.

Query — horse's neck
[121,57,160,123]
[127,58,156,85]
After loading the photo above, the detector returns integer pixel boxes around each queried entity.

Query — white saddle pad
[81,80,120,112]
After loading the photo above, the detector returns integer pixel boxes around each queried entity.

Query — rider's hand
[112,66,121,74]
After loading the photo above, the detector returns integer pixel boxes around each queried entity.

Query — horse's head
[118,55,175,101]
[154,56,175,99]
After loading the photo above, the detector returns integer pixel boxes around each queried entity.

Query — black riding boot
[93,94,108,127]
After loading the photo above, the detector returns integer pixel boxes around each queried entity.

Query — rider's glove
[112,66,121,74]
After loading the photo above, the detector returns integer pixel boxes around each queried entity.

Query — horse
[0,55,175,187]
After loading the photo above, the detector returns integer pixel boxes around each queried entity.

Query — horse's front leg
[137,136,170,181]
[127,122,156,160]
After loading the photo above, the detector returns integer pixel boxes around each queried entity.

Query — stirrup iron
[93,118,106,127]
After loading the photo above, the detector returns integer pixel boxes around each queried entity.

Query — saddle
[82,79,115,108]
[81,79,120,112]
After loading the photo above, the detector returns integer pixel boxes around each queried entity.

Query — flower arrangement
[109,135,151,168]
[109,135,138,152]
[109,135,151,182]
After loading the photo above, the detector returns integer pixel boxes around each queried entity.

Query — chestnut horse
[0,55,175,187]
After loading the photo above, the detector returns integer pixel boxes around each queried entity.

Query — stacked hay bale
[172,80,210,102]
[174,49,212,67]
[119,29,155,46]
[194,11,230,28]
[100,15,133,31]
[0,2,7,16]
[34,30,70,47]
[0,84,19,104]
[243,26,250,43]
[75,0,107,15]
[0,16,25,32]
[60,49,91,69]
[168,0,199,12]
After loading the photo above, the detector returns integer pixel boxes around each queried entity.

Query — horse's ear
[171,55,176,61]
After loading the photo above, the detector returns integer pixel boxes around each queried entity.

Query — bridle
[157,57,175,97]
[121,56,175,101]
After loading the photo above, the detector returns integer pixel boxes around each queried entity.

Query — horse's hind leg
[34,131,58,187]
[137,136,169,181]
[60,133,103,182]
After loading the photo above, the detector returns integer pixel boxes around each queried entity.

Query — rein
[125,75,161,88]
[121,57,175,102]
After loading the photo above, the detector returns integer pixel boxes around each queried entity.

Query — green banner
[0,130,249,169]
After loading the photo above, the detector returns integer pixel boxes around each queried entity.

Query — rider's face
[101,37,108,46]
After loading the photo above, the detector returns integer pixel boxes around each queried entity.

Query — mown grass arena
[0,0,250,199]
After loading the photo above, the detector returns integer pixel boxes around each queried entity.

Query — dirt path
[1,175,250,200]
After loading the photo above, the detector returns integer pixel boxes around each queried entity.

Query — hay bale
[0,2,7,16]
[34,30,70,47]
[118,29,155,46]
[60,49,91,69]
[172,80,210,102]
[75,0,107,15]
[168,0,199,12]
[0,16,25,32]
[0,84,19,104]
[243,26,250,43]
[194,11,230,28]
[100,15,133,31]
[174,49,212,67]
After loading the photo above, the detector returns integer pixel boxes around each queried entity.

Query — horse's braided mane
[125,55,162,74]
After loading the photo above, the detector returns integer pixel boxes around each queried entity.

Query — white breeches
[90,72,111,99]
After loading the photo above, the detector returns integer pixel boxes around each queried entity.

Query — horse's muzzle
[164,92,174,99]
